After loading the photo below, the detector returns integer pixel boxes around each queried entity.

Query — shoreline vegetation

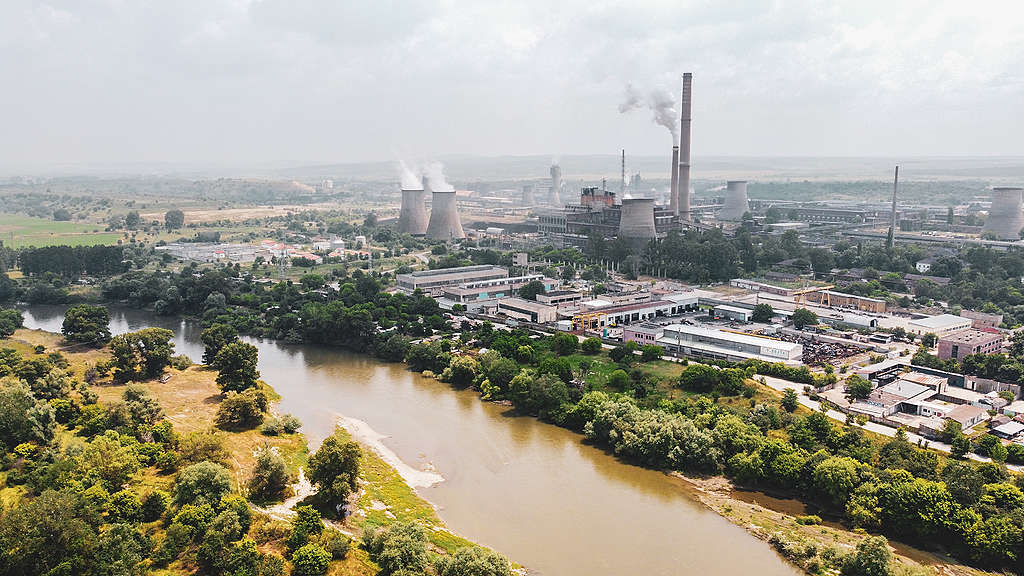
[0,324,514,576]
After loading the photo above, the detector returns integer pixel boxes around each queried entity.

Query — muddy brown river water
[22,305,800,576]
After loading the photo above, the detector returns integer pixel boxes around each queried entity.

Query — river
[21,305,800,576]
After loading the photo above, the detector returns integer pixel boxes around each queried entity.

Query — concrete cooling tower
[426,190,465,240]
[618,198,657,240]
[397,187,428,235]
[549,164,562,206]
[521,184,536,206]
[719,180,749,221]
[983,187,1024,240]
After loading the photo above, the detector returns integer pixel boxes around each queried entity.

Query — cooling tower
[521,184,536,206]
[719,181,749,221]
[550,164,562,206]
[678,73,692,220]
[397,187,428,235]
[426,190,465,240]
[669,146,680,215]
[983,187,1024,240]
[618,198,657,240]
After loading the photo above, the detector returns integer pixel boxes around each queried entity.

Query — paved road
[757,375,1020,470]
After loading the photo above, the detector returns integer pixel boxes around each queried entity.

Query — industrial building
[713,304,753,322]
[396,265,508,295]
[937,329,1003,360]
[960,310,1003,330]
[907,314,972,337]
[536,290,585,308]
[656,324,803,364]
[439,275,558,309]
[803,290,887,314]
[497,298,558,324]
[572,293,699,331]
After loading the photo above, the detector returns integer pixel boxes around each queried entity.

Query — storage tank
[983,187,1024,240]
[618,198,657,239]
[719,180,749,221]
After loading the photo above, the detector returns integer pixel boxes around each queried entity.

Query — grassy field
[0,214,123,248]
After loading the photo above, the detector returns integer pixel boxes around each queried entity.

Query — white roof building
[907,314,972,337]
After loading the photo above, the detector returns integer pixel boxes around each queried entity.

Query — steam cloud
[398,160,422,190]
[619,84,678,141]
[423,162,454,192]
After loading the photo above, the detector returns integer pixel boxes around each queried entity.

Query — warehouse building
[907,314,972,337]
[497,298,558,324]
[396,265,508,295]
[656,325,803,364]
[439,275,557,309]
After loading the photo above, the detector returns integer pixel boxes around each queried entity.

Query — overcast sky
[2,0,1022,167]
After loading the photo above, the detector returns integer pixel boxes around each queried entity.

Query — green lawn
[0,214,123,248]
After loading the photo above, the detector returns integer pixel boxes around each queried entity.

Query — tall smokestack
[678,72,692,220]
[550,164,562,206]
[669,146,680,214]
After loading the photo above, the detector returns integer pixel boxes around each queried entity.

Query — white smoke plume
[619,84,678,141]
[423,162,454,191]
[398,160,422,190]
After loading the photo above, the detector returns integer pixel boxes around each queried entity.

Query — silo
[426,190,465,240]
[397,186,428,235]
[618,198,657,239]
[719,180,749,221]
[983,187,1024,240]
[550,164,562,206]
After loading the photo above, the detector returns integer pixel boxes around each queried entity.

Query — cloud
[0,0,1021,167]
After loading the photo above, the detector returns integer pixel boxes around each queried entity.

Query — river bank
[7,326,494,576]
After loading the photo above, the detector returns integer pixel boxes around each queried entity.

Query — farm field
[0,214,123,248]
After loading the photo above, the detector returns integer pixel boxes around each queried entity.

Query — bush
[174,461,232,507]
[170,355,192,370]
[318,528,351,560]
[795,515,822,525]
[141,490,170,521]
[215,388,267,430]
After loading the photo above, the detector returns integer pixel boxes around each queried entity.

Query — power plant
[719,180,749,221]
[425,189,465,240]
[677,72,693,220]
[983,187,1024,240]
[618,197,658,240]
[397,184,428,235]
[550,164,562,205]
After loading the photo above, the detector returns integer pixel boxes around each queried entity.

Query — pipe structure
[719,181,749,221]
[426,190,465,240]
[678,72,692,220]
[397,187,428,235]
[618,198,657,239]
[669,146,680,215]
[983,187,1024,240]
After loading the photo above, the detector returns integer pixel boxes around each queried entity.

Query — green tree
[0,309,23,338]
[552,332,578,356]
[781,388,799,412]
[751,303,775,323]
[215,388,267,430]
[109,328,175,381]
[841,535,892,576]
[213,341,260,392]
[581,337,602,354]
[124,210,141,229]
[61,304,111,345]
[441,355,479,388]
[174,461,232,507]
[165,209,185,230]
[0,377,56,446]
[845,375,873,400]
[813,456,865,506]
[791,308,818,329]
[248,446,289,501]
[438,547,514,576]
[201,323,239,365]
[921,332,938,348]
[364,522,429,576]
[291,543,331,576]
[518,280,546,301]
[640,344,663,362]
[308,431,361,507]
